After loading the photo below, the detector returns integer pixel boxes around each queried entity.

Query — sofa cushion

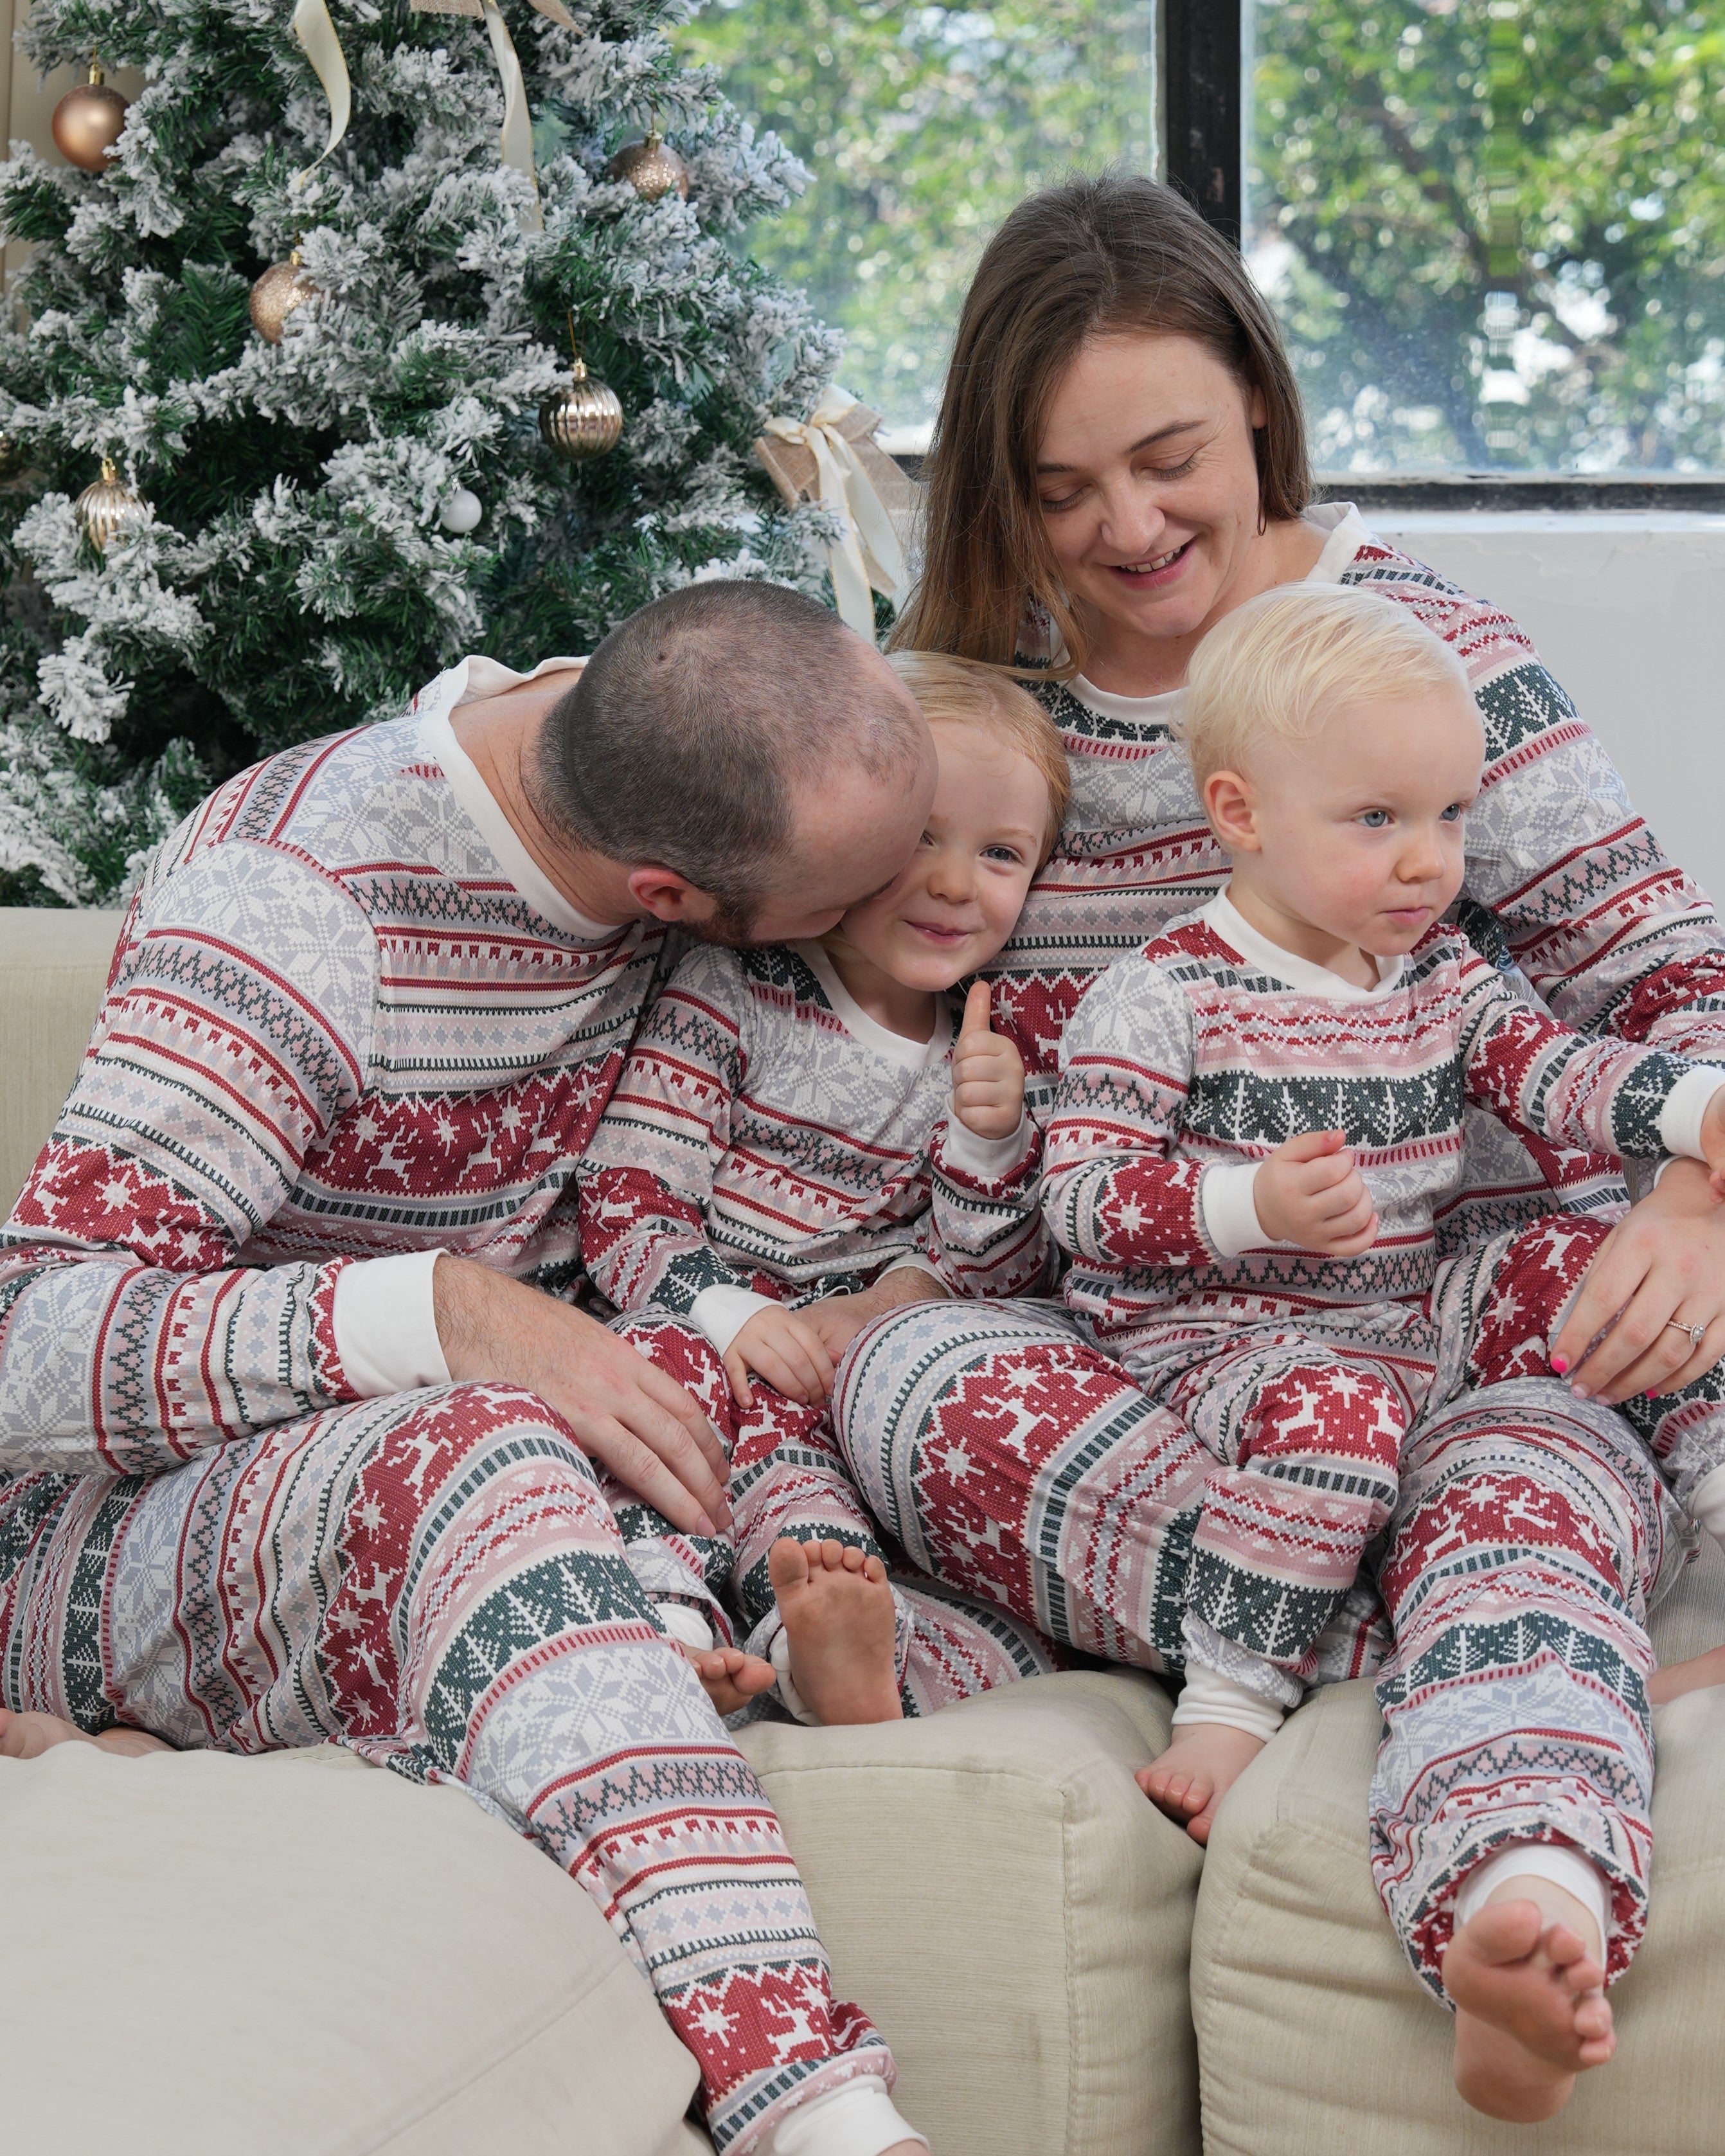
[0,1667,1197,2156]
[740,1667,1201,2156]
[0,906,125,1214]
[0,1739,706,2156]
[1190,1538,1725,2153]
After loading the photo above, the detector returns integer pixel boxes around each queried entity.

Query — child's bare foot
[678,1642,777,1717]
[0,1706,171,1759]
[770,1536,903,1725]
[1649,1641,1725,1703]
[1136,1722,1265,1844]
[1443,1889,1614,2122]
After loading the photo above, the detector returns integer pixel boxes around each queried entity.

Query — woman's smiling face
[1035,330,1271,670]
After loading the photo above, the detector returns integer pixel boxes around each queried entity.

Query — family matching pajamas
[0,665,910,2155]
[579,938,1059,1716]
[1041,889,1725,1720]
[832,503,1725,1990]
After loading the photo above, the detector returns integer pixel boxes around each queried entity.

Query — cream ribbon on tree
[289,0,351,183]
[758,388,907,637]
[410,0,576,231]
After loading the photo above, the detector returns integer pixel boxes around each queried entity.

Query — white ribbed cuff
[1199,1162,1268,1260]
[687,1283,777,1356]
[1657,1065,1725,1162]
[1171,1658,1287,1742]
[1453,1844,1609,1964]
[769,1626,822,1727]
[764,2078,926,2156]
[656,1603,716,1653]
[332,1248,451,1397]
[941,1111,1034,1183]
[1688,1461,1725,1541]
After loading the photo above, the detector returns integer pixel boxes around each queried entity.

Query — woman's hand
[1551,1157,1725,1401]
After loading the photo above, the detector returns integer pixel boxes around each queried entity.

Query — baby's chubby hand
[723,1304,836,1410]
[1253,1129,1378,1255]
[952,980,1026,1142]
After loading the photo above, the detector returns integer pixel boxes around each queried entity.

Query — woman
[836,174,1725,2121]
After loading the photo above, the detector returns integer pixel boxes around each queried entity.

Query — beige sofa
[3,906,1722,2156]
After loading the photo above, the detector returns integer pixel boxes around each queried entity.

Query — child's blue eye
[1359,809,1390,828]
[1440,804,1465,823]
[983,845,1024,865]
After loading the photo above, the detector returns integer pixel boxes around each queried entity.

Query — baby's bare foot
[678,1641,778,1717]
[1649,1642,1725,1704]
[771,1536,902,1725]
[1136,1721,1265,1844]
[1443,1894,1614,2122]
[0,1707,171,1760]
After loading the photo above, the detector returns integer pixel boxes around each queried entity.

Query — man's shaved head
[533,580,927,926]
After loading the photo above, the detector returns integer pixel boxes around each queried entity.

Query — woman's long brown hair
[891,174,1312,677]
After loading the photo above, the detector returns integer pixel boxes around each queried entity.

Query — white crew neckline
[417,660,619,942]
[1066,503,1372,724]
[794,940,956,1070]
[1202,890,1404,1003]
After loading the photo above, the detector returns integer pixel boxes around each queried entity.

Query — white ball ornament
[438,487,482,534]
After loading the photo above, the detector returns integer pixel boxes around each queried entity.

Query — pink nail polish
[1646,1388,1659,1400]
[1550,1356,1569,1375]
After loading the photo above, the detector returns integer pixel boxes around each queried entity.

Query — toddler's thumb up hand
[959,978,996,1042]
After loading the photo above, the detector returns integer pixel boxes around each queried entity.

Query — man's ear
[1203,768,1262,852]
[627,865,713,923]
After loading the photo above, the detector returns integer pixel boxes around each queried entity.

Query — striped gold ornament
[75,457,148,551]
[539,359,623,461]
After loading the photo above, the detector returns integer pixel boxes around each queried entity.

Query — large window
[1248,1,1725,472]
[687,1,1725,472]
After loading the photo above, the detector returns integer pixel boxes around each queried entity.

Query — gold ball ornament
[539,361,624,461]
[51,61,130,174]
[249,249,319,343]
[75,458,148,552]
[604,130,690,203]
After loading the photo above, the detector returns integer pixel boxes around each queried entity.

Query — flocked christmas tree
[0,0,846,904]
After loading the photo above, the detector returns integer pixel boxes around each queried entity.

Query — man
[0,582,938,2156]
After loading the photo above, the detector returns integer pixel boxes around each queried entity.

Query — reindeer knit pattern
[0,673,897,2152]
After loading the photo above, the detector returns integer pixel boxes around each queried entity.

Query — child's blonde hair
[1179,584,1473,789]
[886,649,1071,863]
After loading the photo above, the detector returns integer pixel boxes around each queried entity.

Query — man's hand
[723,1305,836,1410]
[952,980,1026,1142]
[1253,1129,1377,1255]
[799,1266,951,1365]
[1551,1155,1725,1401]
[433,1255,730,1536]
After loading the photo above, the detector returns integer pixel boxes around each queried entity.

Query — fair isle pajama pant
[833,1219,1700,1995]
[611,1312,1061,1716]
[1107,1212,1724,1717]
[0,1381,891,2153]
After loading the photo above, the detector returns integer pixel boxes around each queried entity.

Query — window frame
[1157,0,1724,506]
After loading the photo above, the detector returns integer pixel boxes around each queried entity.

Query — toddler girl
[580,652,1068,1725]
